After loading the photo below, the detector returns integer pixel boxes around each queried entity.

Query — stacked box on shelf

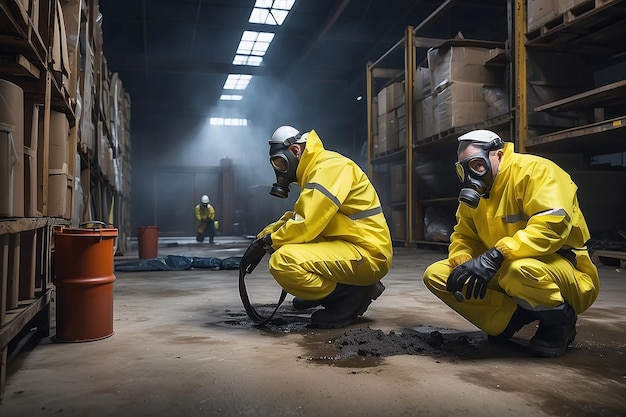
[527,0,560,33]
[44,111,69,218]
[413,66,430,144]
[79,40,95,154]
[371,96,379,156]
[376,82,404,155]
[558,0,589,13]
[23,104,38,216]
[0,79,24,218]
[427,44,503,137]
[50,0,71,98]
[433,81,487,134]
[527,0,589,33]
[420,95,435,141]
[59,0,83,221]
[61,0,81,103]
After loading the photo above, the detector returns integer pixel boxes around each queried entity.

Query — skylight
[249,0,295,25]
[220,94,243,101]
[223,74,252,90]
[233,55,263,66]
[237,31,275,56]
[209,117,248,126]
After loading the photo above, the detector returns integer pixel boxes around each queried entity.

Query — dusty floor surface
[1,236,625,417]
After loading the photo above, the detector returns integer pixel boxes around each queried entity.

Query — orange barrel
[53,226,118,342]
[137,226,159,259]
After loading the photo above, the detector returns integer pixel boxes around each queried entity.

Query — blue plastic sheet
[115,255,241,272]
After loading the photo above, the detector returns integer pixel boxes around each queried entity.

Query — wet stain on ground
[208,302,626,399]
[213,305,312,333]
[209,305,522,365]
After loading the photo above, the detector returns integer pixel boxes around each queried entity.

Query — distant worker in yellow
[195,194,216,243]
[423,129,600,357]
[240,126,393,328]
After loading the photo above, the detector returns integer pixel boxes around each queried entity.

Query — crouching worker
[241,126,393,328]
[423,129,600,357]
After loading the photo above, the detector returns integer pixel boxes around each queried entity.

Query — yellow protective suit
[259,130,393,300]
[423,143,600,336]
[195,203,215,233]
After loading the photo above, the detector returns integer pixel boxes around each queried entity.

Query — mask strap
[282,132,302,146]
[481,137,504,150]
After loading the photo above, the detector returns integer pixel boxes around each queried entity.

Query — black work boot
[292,297,323,310]
[310,282,385,329]
[489,306,537,342]
[528,303,577,358]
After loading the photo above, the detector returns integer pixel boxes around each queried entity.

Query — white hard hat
[270,125,306,145]
[458,129,501,143]
[201,195,209,204]
[458,129,504,150]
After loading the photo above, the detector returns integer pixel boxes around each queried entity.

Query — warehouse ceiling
[97,0,508,136]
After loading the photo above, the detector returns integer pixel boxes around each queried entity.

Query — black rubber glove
[446,248,504,300]
[240,235,273,274]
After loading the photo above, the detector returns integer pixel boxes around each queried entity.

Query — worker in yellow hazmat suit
[241,126,393,328]
[195,194,216,243]
[423,129,599,357]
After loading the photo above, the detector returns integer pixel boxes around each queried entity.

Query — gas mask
[269,135,302,198]
[455,142,499,209]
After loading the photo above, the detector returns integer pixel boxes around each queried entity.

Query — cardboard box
[48,173,67,217]
[413,66,431,102]
[428,45,499,88]
[386,111,399,152]
[397,128,406,150]
[371,96,378,131]
[434,81,488,133]
[49,111,69,171]
[392,82,405,110]
[372,134,379,156]
[0,79,24,217]
[396,103,406,118]
[558,0,588,13]
[377,82,403,115]
[414,99,424,144]
[527,0,558,33]
[377,114,388,154]
[421,95,435,139]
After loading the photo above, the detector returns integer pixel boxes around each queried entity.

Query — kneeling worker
[423,129,600,357]
[241,126,393,328]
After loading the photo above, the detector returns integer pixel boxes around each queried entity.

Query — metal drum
[53,224,118,342]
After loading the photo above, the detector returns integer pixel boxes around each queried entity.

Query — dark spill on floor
[211,305,521,366]
[213,304,626,381]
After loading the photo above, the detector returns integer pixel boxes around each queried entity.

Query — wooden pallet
[526,0,621,41]
[591,250,626,268]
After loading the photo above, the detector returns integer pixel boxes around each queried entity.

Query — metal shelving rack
[515,0,626,155]
[366,1,511,247]
[0,0,131,398]
[367,0,626,248]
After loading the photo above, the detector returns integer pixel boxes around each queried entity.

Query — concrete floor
[1,236,625,417]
